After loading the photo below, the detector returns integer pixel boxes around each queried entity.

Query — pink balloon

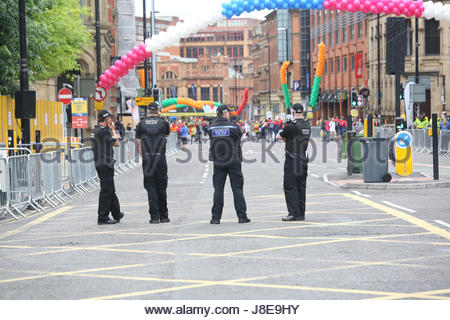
[98,81,104,87]
[110,66,119,75]
[104,70,112,78]
[145,50,152,58]
[132,46,140,56]
[100,74,107,82]
[122,56,131,66]
[139,42,146,51]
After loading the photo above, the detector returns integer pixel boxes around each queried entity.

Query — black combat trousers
[212,160,247,220]
[283,154,308,219]
[96,164,121,222]
[143,154,168,221]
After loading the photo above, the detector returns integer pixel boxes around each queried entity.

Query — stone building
[367,6,450,121]
[310,10,368,121]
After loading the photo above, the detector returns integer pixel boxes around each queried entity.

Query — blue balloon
[276,0,283,6]
[312,0,319,8]
[300,0,307,8]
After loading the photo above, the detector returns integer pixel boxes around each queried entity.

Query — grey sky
[134,0,269,20]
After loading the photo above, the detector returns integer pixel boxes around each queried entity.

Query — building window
[220,86,223,102]
[330,59,334,74]
[336,57,341,73]
[188,86,196,99]
[425,19,440,55]
[343,56,348,71]
[335,29,340,45]
[329,32,333,47]
[351,55,355,71]
[357,21,363,39]
[227,45,244,58]
[186,47,192,58]
[180,47,184,57]
[213,87,219,102]
[342,28,347,43]
[324,61,327,74]
[201,87,210,101]
[350,25,354,41]
[201,66,208,72]
[406,19,413,56]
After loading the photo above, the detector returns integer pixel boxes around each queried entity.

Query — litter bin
[346,132,363,174]
[361,138,392,183]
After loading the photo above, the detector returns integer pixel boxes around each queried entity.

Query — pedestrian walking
[136,103,171,224]
[277,103,311,222]
[91,110,124,225]
[207,105,250,224]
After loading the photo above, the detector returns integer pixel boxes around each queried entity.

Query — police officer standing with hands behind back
[208,105,250,224]
[277,103,311,221]
[136,102,171,224]
[92,110,124,225]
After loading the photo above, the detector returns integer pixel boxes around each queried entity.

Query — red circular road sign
[95,86,107,102]
[58,88,73,105]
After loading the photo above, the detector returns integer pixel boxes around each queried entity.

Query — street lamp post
[143,0,149,95]
[151,0,157,90]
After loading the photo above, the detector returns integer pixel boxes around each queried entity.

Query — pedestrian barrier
[440,130,450,156]
[68,147,99,194]
[0,157,15,219]
[166,133,180,155]
[310,127,321,139]
[0,133,181,220]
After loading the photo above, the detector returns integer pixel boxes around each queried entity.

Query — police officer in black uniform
[208,105,250,224]
[277,103,311,221]
[92,110,124,225]
[135,102,171,224]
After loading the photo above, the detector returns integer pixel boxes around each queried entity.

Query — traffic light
[152,87,159,102]
[399,82,404,100]
[351,90,358,107]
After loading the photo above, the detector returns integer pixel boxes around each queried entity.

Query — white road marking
[435,220,450,229]
[323,174,338,187]
[202,173,208,179]
[352,191,371,198]
[311,174,319,178]
[381,201,416,213]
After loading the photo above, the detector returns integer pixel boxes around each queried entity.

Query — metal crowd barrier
[310,127,321,139]
[166,133,180,155]
[0,157,15,219]
[439,130,450,156]
[68,147,99,194]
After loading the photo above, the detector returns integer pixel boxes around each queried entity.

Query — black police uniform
[92,124,122,223]
[279,117,311,221]
[136,115,171,223]
[207,114,249,223]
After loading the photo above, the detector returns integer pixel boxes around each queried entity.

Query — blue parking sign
[293,80,301,91]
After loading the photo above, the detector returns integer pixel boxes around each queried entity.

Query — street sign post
[58,88,73,105]
[135,97,155,106]
[72,98,88,129]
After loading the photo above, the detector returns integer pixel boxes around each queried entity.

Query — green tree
[0,0,92,96]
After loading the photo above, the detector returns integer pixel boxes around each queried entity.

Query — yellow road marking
[85,283,213,300]
[0,206,73,240]
[343,194,450,241]
[371,288,450,300]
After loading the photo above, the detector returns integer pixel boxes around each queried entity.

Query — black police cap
[292,103,304,113]
[148,102,159,111]
[217,105,231,115]
[98,110,112,121]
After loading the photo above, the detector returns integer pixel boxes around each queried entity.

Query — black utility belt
[286,151,308,159]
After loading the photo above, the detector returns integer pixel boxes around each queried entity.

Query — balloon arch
[98,1,450,94]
